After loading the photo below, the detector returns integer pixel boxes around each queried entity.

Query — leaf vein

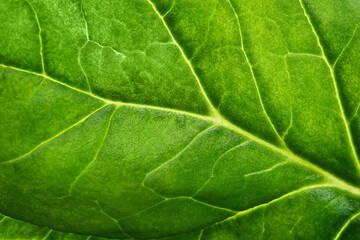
[0,64,213,122]
[207,184,335,228]
[226,0,285,146]
[41,230,52,240]
[244,162,287,178]
[334,210,360,240]
[193,141,250,197]
[333,25,358,68]
[0,104,107,165]
[2,65,360,196]
[298,0,360,174]
[68,106,118,195]
[143,126,216,183]
[146,0,220,118]
[0,216,7,225]
[24,0,45,74]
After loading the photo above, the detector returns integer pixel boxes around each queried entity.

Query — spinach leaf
[1,0,360,239]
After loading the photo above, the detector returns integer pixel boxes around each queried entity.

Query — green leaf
[0,213,199,240]
[1,0,360,239]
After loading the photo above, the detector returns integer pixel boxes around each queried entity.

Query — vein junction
[226,0,284,146]
[2,1,360,238]
[1,62,360,198]
[298,0,360,174]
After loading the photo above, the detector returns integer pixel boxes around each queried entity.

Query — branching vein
[143,126,215,183]
[2,63,360,197]
[68,106,118,194]
[80,0,89,41]
[334,210,360,240]
[146,0,220,118]
[198,229,204,240]
[226,0,285,146]
[0,104,108,165]
[41,230,52,240]
[24,0,45,74]
[79,0,92,91]
[193,141,250,197]
[78,41,92,92]
[3,2,360,238]
[209,184,333,227]
[244,162,287,177]
[0,216,7,225]
[95,200,135,239]
[350,102,360,123]
[0,64,213,122]
[298,0,360,174]
[282,57,293,140]
[333,25,358,68]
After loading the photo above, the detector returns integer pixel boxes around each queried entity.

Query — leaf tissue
[1,0,360,239]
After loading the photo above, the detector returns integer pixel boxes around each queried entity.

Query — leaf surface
[1,0,360,239]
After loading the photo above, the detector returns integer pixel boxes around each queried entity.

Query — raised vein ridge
[24,0,45,74]
[146,0,220,118]
[226,0,285,146]
[334,210,360,240]
[68,106,118,195]
[1,63,360,197]
[299,0,360,175]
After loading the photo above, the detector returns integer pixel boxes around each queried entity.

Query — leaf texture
[1,0,360,239]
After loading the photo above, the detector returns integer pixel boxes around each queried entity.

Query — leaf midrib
[3,1,360,238]
[146,0,360,195]
[17,0,360,193]
[2,63,360,197]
